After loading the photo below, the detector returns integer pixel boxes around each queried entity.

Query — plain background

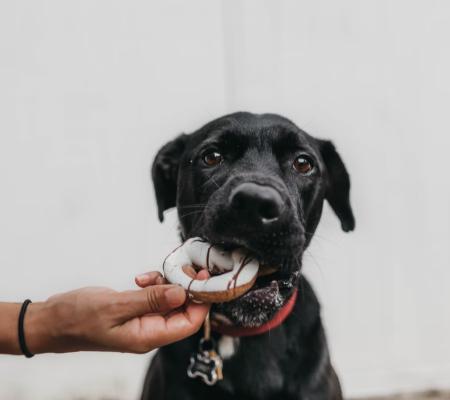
[1,1,449,399]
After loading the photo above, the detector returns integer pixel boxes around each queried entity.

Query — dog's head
[152,112,354,327]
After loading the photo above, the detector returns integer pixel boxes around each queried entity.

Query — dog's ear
[319,140,355,232]
[152,134,188,222]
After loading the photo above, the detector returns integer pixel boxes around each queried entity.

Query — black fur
[144,112,354,400]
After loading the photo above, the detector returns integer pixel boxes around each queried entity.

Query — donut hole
[182,264,198,279]
[209,264,226,276]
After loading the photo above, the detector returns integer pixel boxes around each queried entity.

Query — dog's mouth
[208,240,300,328]
[249,264,294,298]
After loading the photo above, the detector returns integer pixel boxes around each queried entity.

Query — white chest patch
[218,335,239,360]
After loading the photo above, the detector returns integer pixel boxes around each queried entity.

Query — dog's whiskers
[304,230,338,245]
[210,177,220,189]
[201,175,221,190]
[178,209,206,219]
[303,249,327,286]
[177,203,208,210]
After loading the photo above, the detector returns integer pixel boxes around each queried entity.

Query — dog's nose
[229,183,284,223]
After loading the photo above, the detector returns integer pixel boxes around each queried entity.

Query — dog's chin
[212,269,300,328]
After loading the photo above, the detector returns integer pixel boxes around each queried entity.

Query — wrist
[25,301,58,354]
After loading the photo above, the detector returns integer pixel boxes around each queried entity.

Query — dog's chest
[216,335,285,398]
[217,335,238,359]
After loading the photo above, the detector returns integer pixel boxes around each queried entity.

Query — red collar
[211,289,298,337]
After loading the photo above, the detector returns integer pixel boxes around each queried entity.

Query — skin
[0,270,210,355]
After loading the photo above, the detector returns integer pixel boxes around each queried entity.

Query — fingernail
[136,274,149,282]
[164,286,186,307]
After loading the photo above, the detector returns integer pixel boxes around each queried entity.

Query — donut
[162,237,260,303]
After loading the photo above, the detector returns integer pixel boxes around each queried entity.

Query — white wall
[1,1,449,399]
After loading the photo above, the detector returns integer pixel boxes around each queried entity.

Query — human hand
[24,271,210,354]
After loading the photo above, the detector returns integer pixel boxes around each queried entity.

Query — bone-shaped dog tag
[187,338,223,386]
[187,351,222,385]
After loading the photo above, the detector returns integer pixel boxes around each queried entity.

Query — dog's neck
[211,288,298,337]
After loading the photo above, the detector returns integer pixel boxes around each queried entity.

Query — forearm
[0,303,22,354]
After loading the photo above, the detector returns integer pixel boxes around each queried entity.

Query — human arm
[0,271,209,355]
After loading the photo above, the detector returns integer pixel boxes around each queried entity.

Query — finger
[118,285,186,319]
[135,271,164,288]
[164,302,210,341]
[138,302,210,349]
[196,269,210,280]
[136,268,208,288]
[177,301,210,332]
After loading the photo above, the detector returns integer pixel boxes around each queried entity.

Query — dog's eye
[293,155,314,174]
[203,151,223,167]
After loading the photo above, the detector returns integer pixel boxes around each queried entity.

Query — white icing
[163,237,259,294]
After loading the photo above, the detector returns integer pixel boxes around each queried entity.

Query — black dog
[142,112,354,400]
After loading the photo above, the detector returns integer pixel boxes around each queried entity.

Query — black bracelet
[18,299,34,358]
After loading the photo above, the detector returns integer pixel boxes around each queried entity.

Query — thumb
[118,284,187,319]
